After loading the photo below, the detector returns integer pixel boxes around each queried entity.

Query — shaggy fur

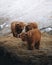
[25,22,38,32]
[19,29,41,50]
[11,21,26,37]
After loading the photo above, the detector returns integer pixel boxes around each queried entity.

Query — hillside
[0,32,52,65]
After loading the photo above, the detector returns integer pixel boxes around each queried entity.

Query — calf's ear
[25,32,32,37]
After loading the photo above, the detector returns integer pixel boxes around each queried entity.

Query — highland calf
[11,21,26,37]
[25,22,38,32]
[19,29,41,50]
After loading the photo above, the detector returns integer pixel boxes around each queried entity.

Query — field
[0,32,52,65]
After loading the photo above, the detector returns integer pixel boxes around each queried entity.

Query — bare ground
[0,32,52,65]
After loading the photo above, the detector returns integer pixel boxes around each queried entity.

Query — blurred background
[0,0,52,36]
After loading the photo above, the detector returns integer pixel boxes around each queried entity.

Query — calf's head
[15,24,23,34]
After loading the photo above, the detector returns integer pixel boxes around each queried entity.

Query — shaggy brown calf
[11,21,26,37]
[25,22,38,32]
[19,29,41,50]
